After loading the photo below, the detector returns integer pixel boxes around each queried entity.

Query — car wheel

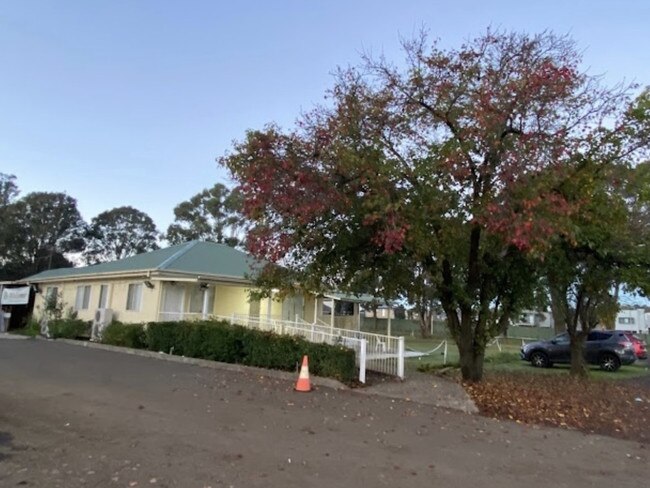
[599,353,621,372]
[530,351,549,368]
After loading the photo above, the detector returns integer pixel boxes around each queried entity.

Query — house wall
[33,278,362,330]
[616,309,648,333]
[304,295,317,323]
[259,296,283,318]
[213,284,255,317]
[33,278,162,323]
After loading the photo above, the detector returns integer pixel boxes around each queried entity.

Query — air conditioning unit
[91,308,113,341]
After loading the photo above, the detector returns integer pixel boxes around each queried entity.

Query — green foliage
[84,206,159,264]
[0,185,86,279]
[166,183,246,247]
[42,290,65,321]
[101,322,147,349]
[14,319,41,337]
[221,31,649,382]
[145,320,357,383]
[0,173,18,207]
[48,318,91,339]
[145,321,185,354]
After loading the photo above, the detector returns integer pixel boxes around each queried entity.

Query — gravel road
[0,339,647,487]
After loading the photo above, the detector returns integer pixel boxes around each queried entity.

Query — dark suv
[520,331,637,372]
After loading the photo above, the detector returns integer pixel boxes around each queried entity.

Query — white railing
[222,314,405,382]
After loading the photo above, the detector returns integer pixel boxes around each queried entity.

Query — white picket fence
[217,314,405,383]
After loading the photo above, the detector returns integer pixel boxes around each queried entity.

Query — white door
[160,284,185,321]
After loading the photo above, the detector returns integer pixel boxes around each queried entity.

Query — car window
[587,331,603,341]
[554,333,570,344]
[588,331,612,341]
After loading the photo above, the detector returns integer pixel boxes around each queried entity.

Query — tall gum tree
[84,206,160,264]
[166,184,247,247]
[222,31,644,382]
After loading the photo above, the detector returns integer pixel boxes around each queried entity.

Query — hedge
[48,318,91,339]
[101,321,147,349]
[101,320,357,383]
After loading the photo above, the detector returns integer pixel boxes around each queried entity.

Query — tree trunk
[569,335,588,378]
[549,282,567,335]
[454,311,487,382]
[457,335,485,382]
[418,310,431,339]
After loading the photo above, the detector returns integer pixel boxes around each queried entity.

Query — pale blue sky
[1,0,649,235]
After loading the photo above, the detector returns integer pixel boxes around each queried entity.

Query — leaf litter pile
[464,373,650,443]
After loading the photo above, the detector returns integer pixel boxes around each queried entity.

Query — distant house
[510,307,649,334]
[20,241,366,330]
[364,305,396,320]
[615,308,648,334]
[512,310,554,329]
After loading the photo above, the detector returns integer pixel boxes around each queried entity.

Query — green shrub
[185,322,245,363]
[14,319,41,337]
[304,342,357,382]
[145,321,186,354]
[101,322,147,349]
[145,319,357,383]
[48,318,91,339]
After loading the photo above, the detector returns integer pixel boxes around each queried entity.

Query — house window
[322,300,355,316]
[126,284,143,311]
[188,285,214,314]
[45,286,58,300]
[618,317,635,325]
[98,285,109,309]
[335,301,355,316]
[75,285,91,310]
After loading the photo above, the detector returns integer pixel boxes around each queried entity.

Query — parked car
[621,332,648,360]
[520,331,637,372]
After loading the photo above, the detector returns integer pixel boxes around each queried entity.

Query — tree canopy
[222,31,649,381]
[83,206,160,264]
[166,183,246,247]
[0,189,86,279]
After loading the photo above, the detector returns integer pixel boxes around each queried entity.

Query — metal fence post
[397,336,405,379]
[443,340,448,365]
[359,339,367,384]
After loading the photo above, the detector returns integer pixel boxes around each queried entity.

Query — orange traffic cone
[295,355,311,392]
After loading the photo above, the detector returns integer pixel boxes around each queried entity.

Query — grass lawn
[405,336,650,380]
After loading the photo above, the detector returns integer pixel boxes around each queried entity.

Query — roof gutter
[20,269,252,286]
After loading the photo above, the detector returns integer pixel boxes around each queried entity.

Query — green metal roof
[21,241,262,282]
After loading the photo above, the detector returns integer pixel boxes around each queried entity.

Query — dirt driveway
[0,340,647,487]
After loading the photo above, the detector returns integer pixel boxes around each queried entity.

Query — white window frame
[126,283,143,312]
[75,285,91,310]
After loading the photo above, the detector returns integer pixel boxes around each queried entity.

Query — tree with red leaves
[222,31,647,382]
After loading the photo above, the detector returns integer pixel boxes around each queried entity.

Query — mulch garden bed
[464,373,650,443]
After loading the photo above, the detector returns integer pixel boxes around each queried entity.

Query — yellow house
[21,241,367,329]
